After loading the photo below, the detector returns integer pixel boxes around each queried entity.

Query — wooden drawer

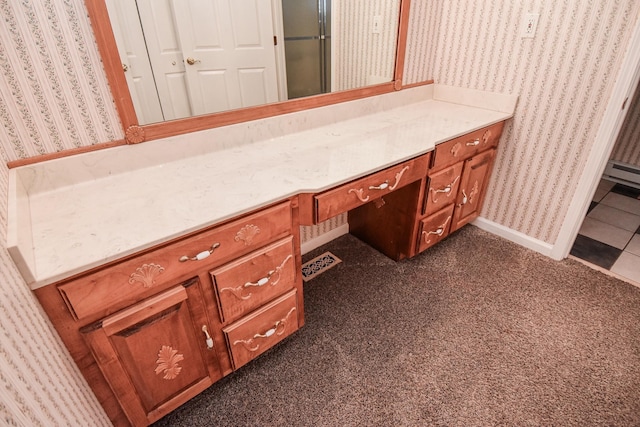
[423,162,463,216]
[58,201,292,322]
[417,204,455,253]
[314,154,430,223]
[211,237,296,324]
[431,122,503,171]
[223,289,299,370]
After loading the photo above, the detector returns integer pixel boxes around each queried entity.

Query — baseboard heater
[603,160,640,189]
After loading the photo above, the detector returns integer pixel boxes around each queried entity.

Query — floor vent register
[301,252,342,282]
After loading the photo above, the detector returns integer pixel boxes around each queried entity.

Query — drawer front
[417,204,455,253]
[211,237,296,324]
[423,162,464,216]
[59,201,292,322]
[431,122,503,171]
[314,154,431,223]
[223,289,299,370]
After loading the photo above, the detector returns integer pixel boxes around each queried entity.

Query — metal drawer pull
[244,255,292,289]
[221,255,293,300]
[348,165,410,202]
[202,325,214,349]
[369,181,389,191]
[233,307,297,352]
[466,138,480,147]
[422,216,452,244]
[430,175,460,203]
[179,243,221,262]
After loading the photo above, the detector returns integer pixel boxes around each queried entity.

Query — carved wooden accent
[468,180,480,204]
[155,345,184,380]
[128,263,165,288]
[482,129,493,145]
[234,224,261,246]
[125,125,145,144]
[450,142,462,158]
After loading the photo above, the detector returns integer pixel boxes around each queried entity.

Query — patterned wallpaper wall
[333,0,400,89]
[404,0,640,244]
[0,159,110,424]
[610,80,640,167]
[0,0,121,162]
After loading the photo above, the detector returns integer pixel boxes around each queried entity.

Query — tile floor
[570,178,640,284]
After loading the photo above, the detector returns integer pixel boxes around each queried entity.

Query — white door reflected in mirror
[106,0,282,124]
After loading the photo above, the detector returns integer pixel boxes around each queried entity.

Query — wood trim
[83,0,137,132]
[140,83,396,142]
[393,0,412,90]
[402,80,436,90]
[7,139,126,169]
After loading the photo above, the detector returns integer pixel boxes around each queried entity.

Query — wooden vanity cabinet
[416,123,503,253]
[35,199,304,427]
[81,278,218,426]
[349,122,504,260]
[449,148,497,233]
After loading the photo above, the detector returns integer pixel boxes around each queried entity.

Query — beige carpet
[153,226,640,427]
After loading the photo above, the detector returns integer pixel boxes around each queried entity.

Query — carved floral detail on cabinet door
[234,224,261,246]
[128,263,165,288]
[469,181,480,204]
[155,345,184,380]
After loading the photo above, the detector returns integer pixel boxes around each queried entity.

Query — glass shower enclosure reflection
[282,0,331,99]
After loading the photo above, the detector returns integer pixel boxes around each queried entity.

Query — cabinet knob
[202,325,214,349]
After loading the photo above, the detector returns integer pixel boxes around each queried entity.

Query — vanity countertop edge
[7,84,518,289]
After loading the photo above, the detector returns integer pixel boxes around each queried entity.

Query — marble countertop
[7,84,517,289]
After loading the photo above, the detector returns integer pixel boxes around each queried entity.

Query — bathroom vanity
[7,85,516,426]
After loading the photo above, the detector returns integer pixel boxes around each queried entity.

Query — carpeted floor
[152,226,640,427]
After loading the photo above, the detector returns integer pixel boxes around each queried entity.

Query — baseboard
[472,217,557,259]
[603,160,640,189]
[300,219,555,260]
[300,224,350,255]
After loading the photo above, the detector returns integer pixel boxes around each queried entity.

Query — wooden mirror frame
[85,0,413,144]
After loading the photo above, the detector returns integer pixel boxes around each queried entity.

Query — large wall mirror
[85,0,411,144]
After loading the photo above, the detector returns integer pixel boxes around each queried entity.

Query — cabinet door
[82,279,221,426]
[451,149,497,233]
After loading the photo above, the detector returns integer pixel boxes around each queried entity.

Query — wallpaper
[610,80,640,168]
[333,0,400,89]
[0,0,122,162]
[0,160,110,424]
[404,0,640,244]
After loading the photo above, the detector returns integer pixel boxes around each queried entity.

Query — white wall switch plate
[520,12,540,38]
[372,15,382,34]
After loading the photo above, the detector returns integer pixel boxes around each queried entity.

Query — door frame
[272,0,288,101]
[551,14,640,260]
